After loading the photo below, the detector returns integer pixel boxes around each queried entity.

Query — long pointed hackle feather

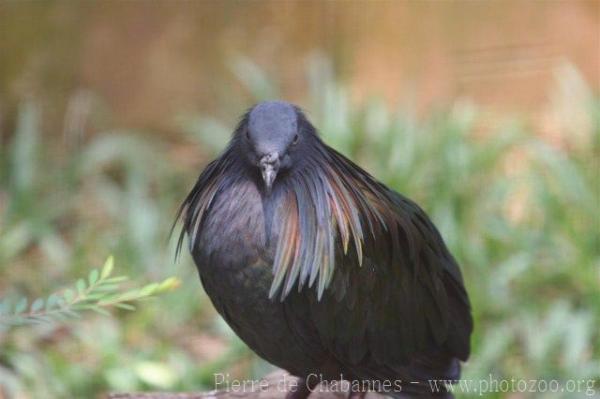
[272,192,299,298]
[176,123,405,302]
[268,144,407,301]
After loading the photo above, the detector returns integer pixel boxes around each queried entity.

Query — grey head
[242,101,306,192]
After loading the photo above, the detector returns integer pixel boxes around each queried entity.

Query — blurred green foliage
[0,58,598,398]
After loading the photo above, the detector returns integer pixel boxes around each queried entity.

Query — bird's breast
[189,180,324,373]
[195,180,272,263]
[189,178,296,295]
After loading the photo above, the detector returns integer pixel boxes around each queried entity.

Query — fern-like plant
[0,256,179,331]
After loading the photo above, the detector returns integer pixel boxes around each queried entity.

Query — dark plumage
[176,101,473,398]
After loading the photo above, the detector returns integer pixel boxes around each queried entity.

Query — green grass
[0,58,598,398]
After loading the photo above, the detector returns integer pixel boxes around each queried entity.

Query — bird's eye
[292,134,299,145]
[245,130,251,140]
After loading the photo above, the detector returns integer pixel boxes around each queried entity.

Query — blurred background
[0,1,598,398]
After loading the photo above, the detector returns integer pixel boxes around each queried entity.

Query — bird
[175,101,473,398]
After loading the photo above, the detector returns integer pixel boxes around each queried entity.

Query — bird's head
[238,101,309,193]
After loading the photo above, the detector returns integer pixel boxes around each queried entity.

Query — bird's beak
[259,153,280,193]
[261,164,277,192]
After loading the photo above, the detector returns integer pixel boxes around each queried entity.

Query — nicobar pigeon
[176,101,473,398]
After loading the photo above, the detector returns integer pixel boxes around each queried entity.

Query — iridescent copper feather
[268,150,392,301]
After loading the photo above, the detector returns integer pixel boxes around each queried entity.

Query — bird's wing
[277,147,472,379]
[309,193,471,373]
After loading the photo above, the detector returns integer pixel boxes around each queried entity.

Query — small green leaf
[55,296,68,307]
[139,283,159,297]
[46,294,59,310]
[30,298,44,313]
[88,269,99,286]
[101,256,114,279]
[76,279,86,295]
[94,284,119,292]
[114,291,139,302]
[63,289,75,303]
[157,277,180,293]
